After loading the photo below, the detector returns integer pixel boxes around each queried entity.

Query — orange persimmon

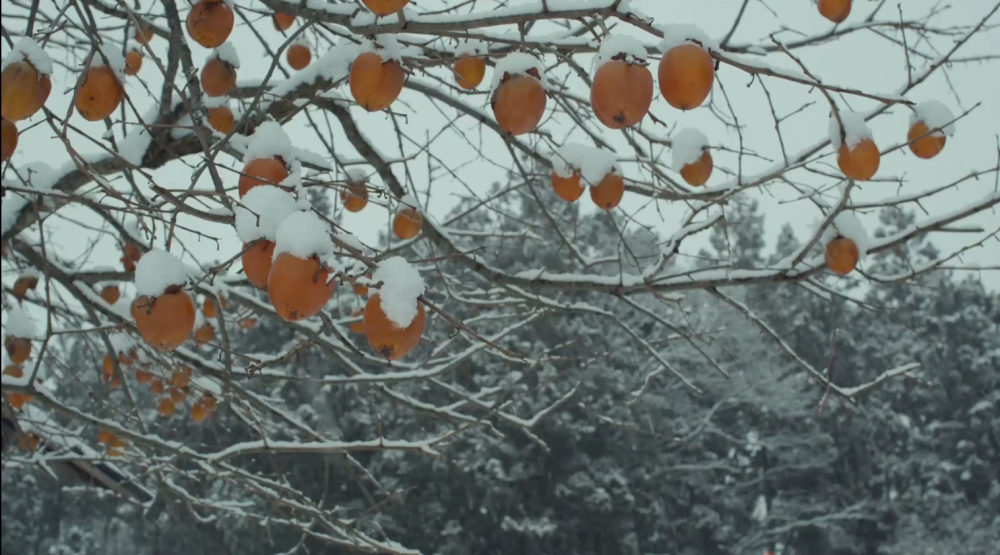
[200,58,236,97]
[187,1,234,49]
[75,66,124,122]
[341,181,369,213]
[238,157,288,197]
[1,61,52,121]
[454,56,486,90]
[362,0,409,17]
[825,236,859,275]
[4,337,31,365]
[287,44,311,70]
[837,138,880,181]
[907,120,946,160]
[273,13,295,31]
[349,52,406,112]
[131,287,196,352]
[125,51,143,76]
[1,117,17,162]
[680,150,713,186]
[552,172,585,203]
[589,173,625,211]
[100,285,120,304]
[392,208,422,240]
[363,294,425,361]
[267,254,336,322]
[591,59,653,129]
[819,0,852,23]
[658,44,714,111]
[492,71,546,136]
[242,240,275,289]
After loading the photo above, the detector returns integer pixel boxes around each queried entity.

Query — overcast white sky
[4,0,998,302]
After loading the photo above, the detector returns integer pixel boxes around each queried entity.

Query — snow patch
[90,43,126,83]
[208,42,241,69]
[119,103,159,166]
[273,211,334,260]
[656,24,716,53]
[671,128,709,171]
[364,35,404,63]
[242,120,294,163]
[4,304,38,339]
[828,111,872,150]
[909,100,956,137]
[490,52,546,94]
[372,256,425,328]
[594,35,649,72]
[234,185,299,243]
[134,249,192,297]
[125,40,142,54]
[454,39,488,57]
[396,194,419,213]
[821,211,870,257]
[1,163,58,236]
[550,143,618,186]
[1,37,53,75]
[202,95,230,109]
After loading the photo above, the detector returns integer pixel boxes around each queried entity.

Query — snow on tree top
[909,100,956,137]
[89,43,126,83]
[234,185,299,243]
[273,210,335,260]
[208,42,240,69]
[828,111,873,151]
[372,256,425,328]
[657,23,717,53]
[454,39,489,58]
[671,128,710,172]
[1,37,53,75]
[550,143,619,186]
[4,304,38,340]
[396,194,419,213]
[821,211,870,257]
[242,121,294,163]
[490,52,547,94]
[135,249,192,297]
[594,35,649,71]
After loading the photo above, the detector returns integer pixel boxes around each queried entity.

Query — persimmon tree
[1,0,998,553]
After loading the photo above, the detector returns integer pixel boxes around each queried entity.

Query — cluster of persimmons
[1,0,960,431]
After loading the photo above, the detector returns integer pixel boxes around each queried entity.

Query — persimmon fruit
[590,173,625,211]
[208,106,234,134]
[7,392,33,409]
[170,387,188,403]
[454,56,486,90]
[151,379,165,394]
[5,336,31,364]
[75,66,124,122]
[552,172,585,203]
[122,243,142,272]
[172,367,192,388]
[837,138,880,181]
[658,44,714,111]
[680,150,713,186]
[819,0,852,23]
[3,365,23,377]
[136,25,154,44]
[131,287,196,352]
[1,118,17,162]
[393,208,422,240]
[187,1,234,49]
[273,13,295,31]
[203,296,225,318]
[17,431,40,451]
[362,0,409,16]
[201,58,236,97]
[158,398,176,417]
[349,309,365,334]
[194,324,214,345]
[1,61,51,121]
[591,59,653,128]
[349,52,406,112]
[825,237,859,275]
[100,285,120,304]
[907,121,946,160]
[287,44,311,70]
[125,51,143,76]
[267,253,336,321]
[13,275,38,299]
[239,157,288,197]
[135,368,153,384]
[364,294,425,361]
[242,240,275,289]
[492,72,546,136]
[341,181,369,213]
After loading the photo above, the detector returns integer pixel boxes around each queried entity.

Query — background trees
[2,1,998,554]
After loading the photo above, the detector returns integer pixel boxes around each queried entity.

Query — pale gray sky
[5,0,999,296]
